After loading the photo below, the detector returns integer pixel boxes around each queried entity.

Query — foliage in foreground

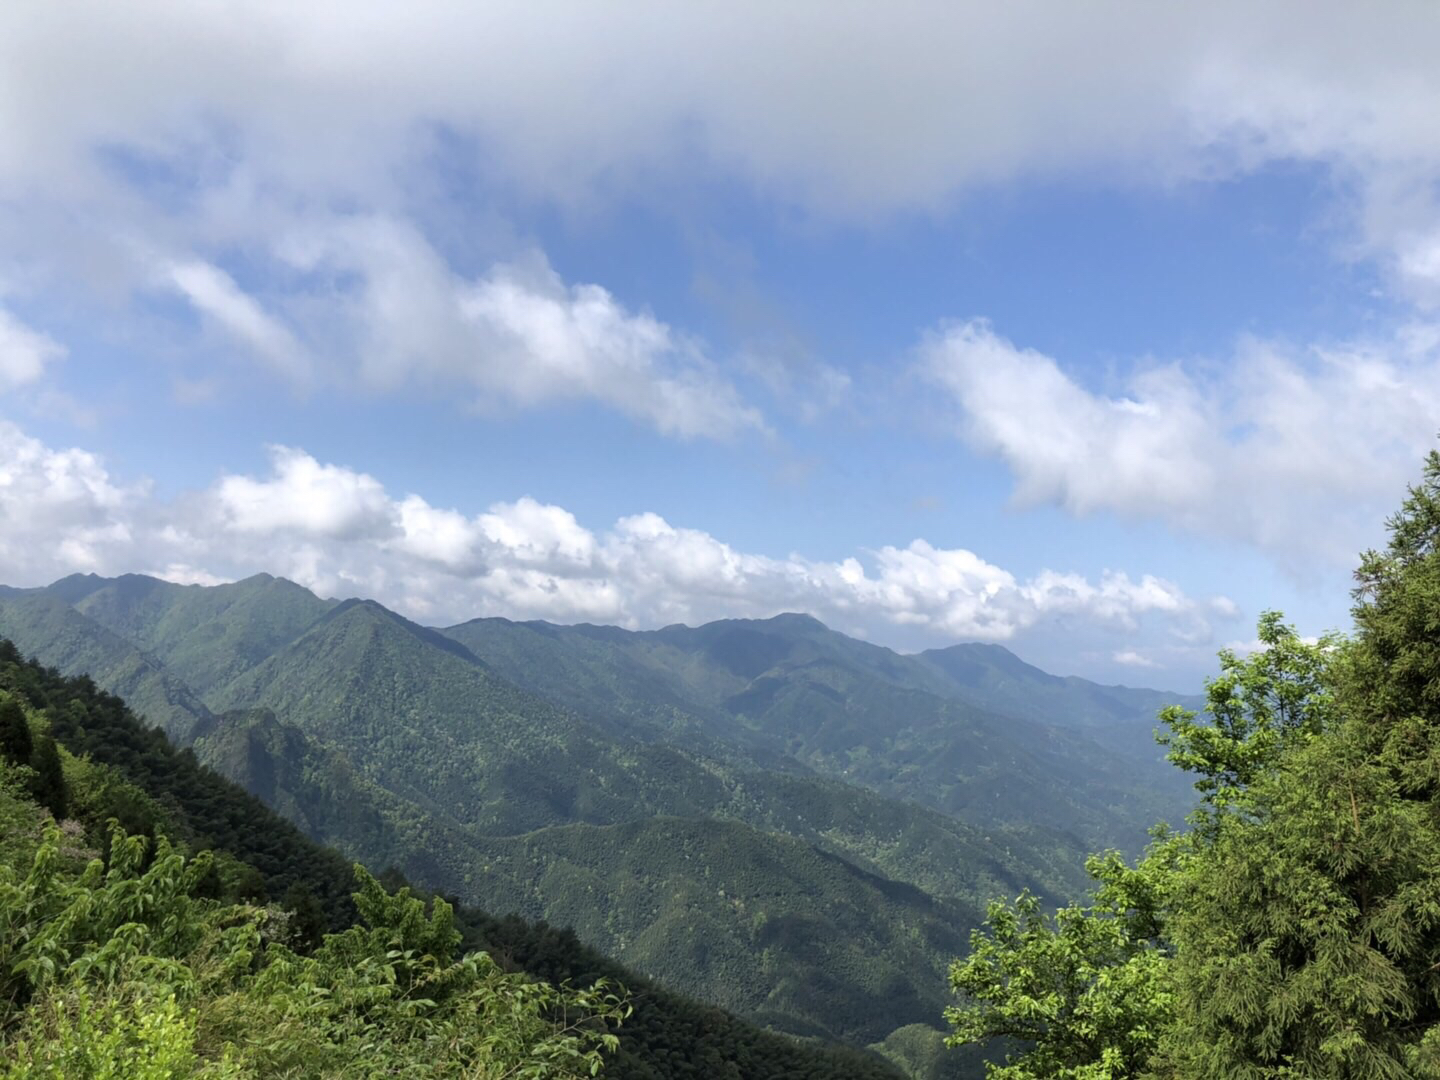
[947,450,1440,1078]
[0,803,627,1078]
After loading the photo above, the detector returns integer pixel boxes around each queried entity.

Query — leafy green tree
[0,698,31,766]
[946,847,1178,1079]
[1,822,629,1079]
[1157,611,1339,820]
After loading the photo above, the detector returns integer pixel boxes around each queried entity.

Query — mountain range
[0,635,906,1080]
[0,572,1200,1074]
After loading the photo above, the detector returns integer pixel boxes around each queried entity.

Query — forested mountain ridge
[0,587,217,738]
[913,639,1189,739]
[440,611,1197,851]
[0,572,1194,1073]
[0,641,907,1078]
[61,570,338,697]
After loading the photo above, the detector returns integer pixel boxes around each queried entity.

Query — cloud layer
[925,319,1440,562]
[0,421,1229,657]
[7,3,1440,279]
[4,2,1440,438]
[158,222,765,439]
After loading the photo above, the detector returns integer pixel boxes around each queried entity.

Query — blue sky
[3,3,1440,689]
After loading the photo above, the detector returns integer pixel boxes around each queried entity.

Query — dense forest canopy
[0,642,905,1078]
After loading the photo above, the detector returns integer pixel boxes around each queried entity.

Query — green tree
[0,698,31,766]
[1157,720,1440,1078]
[27,736,66,820]
[1349,449,1440,796]
[1,823,629,1078]
[1146,454,1440,1078]
[1157,611,1339,820]
[947,613,1343,1077]
[945,848,1179,1079]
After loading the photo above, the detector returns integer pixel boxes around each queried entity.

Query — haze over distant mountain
[0,572,1200,1070]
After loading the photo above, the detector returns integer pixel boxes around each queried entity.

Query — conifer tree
[1156,455,1440,1079]
[27,735,67,820]
[0,697,31,766]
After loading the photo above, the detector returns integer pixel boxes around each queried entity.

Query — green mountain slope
[186,608,1079,1043]
[0,640,907,1080]
[207,599,747,834]
[441,613,1195,850]
[0,588,214,739]
[464,815,973,1046]
[0,572,1194,1071]
[59,570,335,696]
[194,702,1079,912]
[916,640,1199,734]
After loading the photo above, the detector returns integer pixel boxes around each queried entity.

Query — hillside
[440,612,1197,850]
[0,573,1195,1071]
[0,640,907,1079]
[59,570,337,696]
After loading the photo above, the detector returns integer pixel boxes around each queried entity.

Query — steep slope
[0,639,907,1080]
[0,588,214,739]
[194,705,1081,911]
[190,707,447,866]
[186,707,1063,1050]
[442,613,1195,850]
[466,816,974,1046]
[58,570,335,696]
[207,599,741,833]
[183,700,999,1048]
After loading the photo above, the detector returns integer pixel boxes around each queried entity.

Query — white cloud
[165,260,311,381]
[0,420,138,579]
[478,498,596,570]
[213,445,396,540]
[154,563,232,588]
[925,319,1440,562]
[0,307,64,390]
[165,217,762,439]
[4,4,1440,286]
[1113,650,1159,669]
[0,422,1232,660]
[461,258,763,439]
[0,6,1438,405]
[5,2,1440,446]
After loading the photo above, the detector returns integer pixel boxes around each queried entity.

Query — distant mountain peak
[319,595,485,666]
[44,571,114,603]
[923,640,1050,681]
[762,612,829,632]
